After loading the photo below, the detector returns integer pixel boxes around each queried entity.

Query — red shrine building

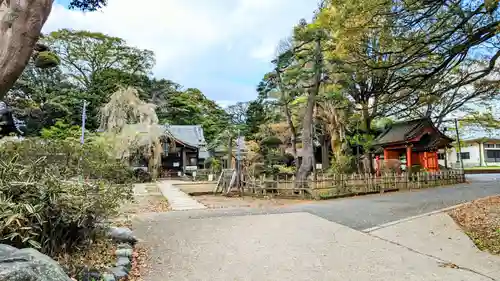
[373,118,454,172]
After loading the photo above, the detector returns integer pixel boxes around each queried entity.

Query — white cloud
[44,0,318,102]
[216,100,238,108]
[250,40,277,61]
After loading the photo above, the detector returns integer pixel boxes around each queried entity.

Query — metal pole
[454,118,464,170]
[312,107,317,181]
[356,120,360,173]
[80,100,87,145]
[79,100,87,182]
[236,129,242,194]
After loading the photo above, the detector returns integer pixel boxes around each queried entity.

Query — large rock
[0,244,72,281]
[107,227,137,244]
[115,248,133,258]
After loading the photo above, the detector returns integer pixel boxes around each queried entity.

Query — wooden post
[380,173,385,194]
[455,118,464,170]
[321,135,329,170]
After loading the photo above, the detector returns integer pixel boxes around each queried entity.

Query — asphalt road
[156,176,500,231]
[466,173,500,182]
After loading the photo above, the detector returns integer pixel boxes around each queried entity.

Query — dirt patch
[177,183,217,195]
[122,195,169,214]
[56,237,116,279]
[129,245,149,281]
[449,195,500,255]
[114,183,169,280]
[194,194,312,209]
[120,183,169,215]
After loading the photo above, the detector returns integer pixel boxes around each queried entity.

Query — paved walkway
[133,212,492,281]
[133,178,500,280]
[157,181,207,211]
[369,212,500,280]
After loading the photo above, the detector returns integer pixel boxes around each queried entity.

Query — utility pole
[454,118,464,170]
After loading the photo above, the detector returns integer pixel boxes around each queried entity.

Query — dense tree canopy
[1,0,498,179]
[0,0,110,98]
[5,29,231,145]
[243,0,499,177]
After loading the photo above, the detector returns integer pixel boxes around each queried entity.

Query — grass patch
[449,196,500,255]
[464,166,500,170]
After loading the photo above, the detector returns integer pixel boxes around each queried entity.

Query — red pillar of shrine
[423,151,427,170]
[434,151,439,170]
[406,145,412,171]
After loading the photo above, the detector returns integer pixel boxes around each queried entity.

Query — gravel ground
[194,194,313,209]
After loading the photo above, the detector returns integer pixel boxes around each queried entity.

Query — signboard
[185,166,198,171]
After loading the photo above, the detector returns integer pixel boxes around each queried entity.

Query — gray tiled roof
[374,118,427,145]
[164,125,210,159]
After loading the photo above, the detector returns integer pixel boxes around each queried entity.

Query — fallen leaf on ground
[449,196,500,255]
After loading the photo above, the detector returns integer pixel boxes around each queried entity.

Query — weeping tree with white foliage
[0,0,107,99]
[98,86,171,180]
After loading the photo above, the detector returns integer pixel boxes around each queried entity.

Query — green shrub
[260,136,283,147]
[0,137,135,185]
[0,138,133,256]
[40,120,83,140]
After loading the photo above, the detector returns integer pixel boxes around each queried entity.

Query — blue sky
[47,0,319,107]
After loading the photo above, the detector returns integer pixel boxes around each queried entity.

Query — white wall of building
[439,144,481,168]
[438,140,500,168]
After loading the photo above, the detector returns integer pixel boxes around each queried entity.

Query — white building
[438,138,500,168]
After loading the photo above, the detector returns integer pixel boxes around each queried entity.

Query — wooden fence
[158,169,218,182]
[241,169,466,199]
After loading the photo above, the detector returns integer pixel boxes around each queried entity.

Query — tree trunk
[296,91,316,187]
[361,104,374,174]
[296,38,322,188]
[283,102,299,171]
[322,135,329,170]
[227,137,233,169]
[0,0,53,99]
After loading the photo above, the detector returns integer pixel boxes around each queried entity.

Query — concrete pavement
[368,212,500,280]
[132,177,500,280]
[133,212,492,281]
[157,181,207,211]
